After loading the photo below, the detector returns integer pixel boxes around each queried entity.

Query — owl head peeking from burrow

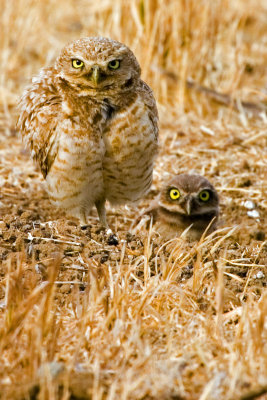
[158,174,219,220]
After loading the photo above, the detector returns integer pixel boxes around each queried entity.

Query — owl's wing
[17,69,62,178]
[139,80,159,140]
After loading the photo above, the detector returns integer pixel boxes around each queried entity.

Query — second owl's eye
[108,60,120,70]
[72,59,84,69]
[199,190,210,202]
[169,188,180,200]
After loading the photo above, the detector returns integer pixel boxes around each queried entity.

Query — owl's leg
[81,210,88,226]
[95,199,118,245]
[95,199,108,227]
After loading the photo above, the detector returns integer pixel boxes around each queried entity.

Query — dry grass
[0,0,267,399]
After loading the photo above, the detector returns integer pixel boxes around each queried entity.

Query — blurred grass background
[1,0,267,116]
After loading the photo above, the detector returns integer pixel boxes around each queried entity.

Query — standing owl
[17,37,158,229]
[143,174,219,241]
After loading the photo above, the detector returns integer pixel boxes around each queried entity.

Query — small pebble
[81,224,90,230]
[107,234,119,246]
[253,271,265,280]
[247,210,260,218]
[243,200,255,210]
[255,231,265,241]
[100,254,109,263]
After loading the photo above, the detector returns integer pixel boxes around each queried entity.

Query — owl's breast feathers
[101,81,158,204]
[157,206,218,240]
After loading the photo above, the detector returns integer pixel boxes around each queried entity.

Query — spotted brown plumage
[17,37,158,226]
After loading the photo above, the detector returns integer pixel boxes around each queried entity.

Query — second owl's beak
[91,66,100,85]
[185,197,193,215]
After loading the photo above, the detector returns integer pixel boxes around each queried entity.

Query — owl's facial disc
[58,55,138,95]
[70,59,107,87]
[159,185,217,217]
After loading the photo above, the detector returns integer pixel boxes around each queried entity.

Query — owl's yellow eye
[108,60,120,70]
[72,59,84,69]
[169,188,180,200]
[199,190,210,202]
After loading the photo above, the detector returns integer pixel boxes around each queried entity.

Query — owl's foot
[95,199,118,245]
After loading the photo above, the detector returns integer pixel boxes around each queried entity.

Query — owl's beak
[91,66,100,85]
[185,197,193,215]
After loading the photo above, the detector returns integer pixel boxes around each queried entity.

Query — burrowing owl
[17,37,158,227]
[145,174,219,241]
